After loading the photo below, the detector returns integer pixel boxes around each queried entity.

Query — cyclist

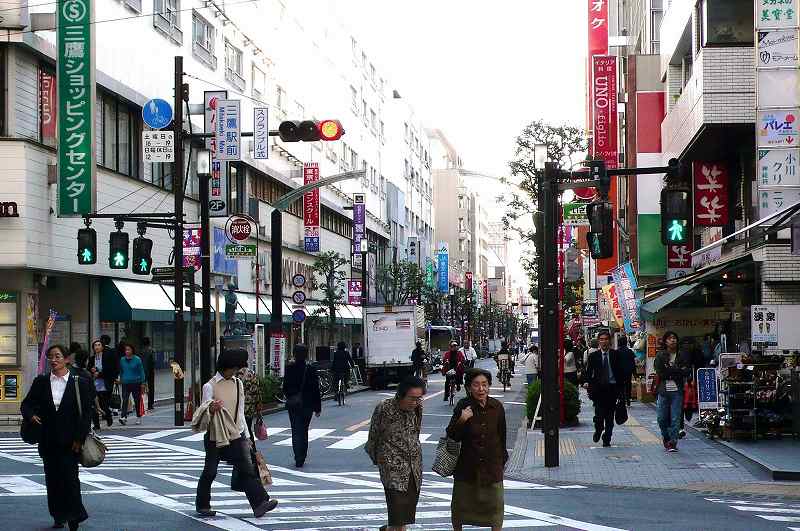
[411,341,426,379]
[441,341,465,402]
[495,340,512,388]
[331,342,354,397]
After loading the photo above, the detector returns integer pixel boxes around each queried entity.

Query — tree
[500,120,587,299]
[310,251,348,345]
[374,261,425,305]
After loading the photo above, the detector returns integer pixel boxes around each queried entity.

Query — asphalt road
[0,359,796,530]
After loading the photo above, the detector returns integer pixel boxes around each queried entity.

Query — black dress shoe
[592,429,602,443]
[196,508,217,517]
[68,521,79,531]
[602,440,611,447]
[253,498,278,518]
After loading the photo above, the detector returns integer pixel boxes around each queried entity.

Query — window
[361,99,367,121]
[252,64,265,100]
[369,63,376,83]
[225,40,245,91]
[351,37,358,62]
[350,149,358,170]
[153,0,182,44]
[0,292,18,366]
[99,91,141,180]
[229,164,246,214]
[192,12,216,69]
[701,0,753,46]
[350,85,358,112]
[361,51,367,67]
[404,159,409,178]
[404,122,408,143]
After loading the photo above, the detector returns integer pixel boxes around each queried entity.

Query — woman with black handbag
[21,344,93,530]
[87,339,117,428]
[281,344,322,468]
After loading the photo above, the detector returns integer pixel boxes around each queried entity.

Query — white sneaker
[135,418,142,425]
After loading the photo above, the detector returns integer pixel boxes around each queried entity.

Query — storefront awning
[640,283,702,320]
[100,279,214,322]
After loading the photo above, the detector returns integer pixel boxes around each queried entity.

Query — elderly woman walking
[446,368,508,531]
[365,376,426,531]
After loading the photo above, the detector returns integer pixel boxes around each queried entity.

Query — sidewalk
[506,390,800,498]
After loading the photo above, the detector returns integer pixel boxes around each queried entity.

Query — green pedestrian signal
[139,258,148,272]
[132,236,153,275]
[113,252,127,267]
[667,219,687,242]
[77,228,97,265]
[660,188,692,245]
[108,231,129,269]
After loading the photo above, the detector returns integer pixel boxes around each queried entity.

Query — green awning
[100,279,215,322]
[639,283,701,320]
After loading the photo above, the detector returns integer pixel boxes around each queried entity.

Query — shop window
[0,292,17,366]
[701,0,753,46]
[99,91,141,179]
[0,372,20,401]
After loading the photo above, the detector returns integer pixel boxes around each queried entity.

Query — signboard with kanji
[214,99,241,161]
[758,148,800,187]
[142,131,174,163]
[757,30,800,68]
[303,163,320,252]
[57,0,95,216]
[751,304,778,345]
[693,162,729,226]
[253,107,269,160]
[437,242,449,294]
[348,279,362,305]
[697,368,718,410]
[205,91,229,217]
[592,56,618,170]
[611,262,641,333]
[757,109,800,148]
[759,186,800,217]
[756,0,799,29]
[667,242,693,280]
[563,203,590,226]
[183,229,201,271]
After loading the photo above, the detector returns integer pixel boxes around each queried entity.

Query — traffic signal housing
[588,160,609,195]
[109,231,129,269]
[77,228,97,265]
[586,200,614,259]
[660,188,692,245]
[132,236,153,275]
[278,120,344,142]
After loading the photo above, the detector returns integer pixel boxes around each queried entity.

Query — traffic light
[278,120,344,142]
[588,160,609,194]
[109,231,129,269]
[586,200,614,259]
[660,188,692,245]
[77,228,97,265]
[132,236,153,275]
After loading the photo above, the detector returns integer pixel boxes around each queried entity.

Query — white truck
[364,305,425,388]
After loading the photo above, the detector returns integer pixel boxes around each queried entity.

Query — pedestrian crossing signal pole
[173,55,186,427]
[541,162,560,468]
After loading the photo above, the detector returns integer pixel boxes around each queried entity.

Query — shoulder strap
[300,365,308,390]
[234,377,241,424]
[73,376,82,418]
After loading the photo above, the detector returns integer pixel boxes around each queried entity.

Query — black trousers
[288,407,313,465]
[196,434,268,511]
[121,383,142,418]
[40,445,88,525]
[93,390,112,428]
[592,385,619,443]
[147,370,155,410]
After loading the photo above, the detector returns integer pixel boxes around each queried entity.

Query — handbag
[232,438,272,490]
[647,375,660,395]
[20,418,41,445]
[74,378,107,468]
[614,397,628,425]
[109,382,121,410]
[431,436,461,477]
[285,366,308,410]
[137,390,146,417]
[254,414,268,441]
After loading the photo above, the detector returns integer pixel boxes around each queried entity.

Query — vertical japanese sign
[205,91,229,217]
[482,279,489,304]
[611,262,641,333]
[667,241,694,279]
[303,163,320,252]
[214,99,241,161]
[693,162,729,226]
[352,193,366,254]
[40,69,57,146]
[587,0,608,153]
[465,271,473,293]
[425,257,434,288]
[347,279,362,305]
[183,229,202,271]
[437,241,449,294]
[601,283,624,328]
[253,107,269,160]
[696,368,718,410]
[751,304,778,345]
[592,56,618,169]
[270,331,287,378]
[758,148,800,187]
[57,0,95,216]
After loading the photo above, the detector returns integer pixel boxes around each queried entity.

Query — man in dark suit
[281,344,322,468]
[584,330,625,447]
[617,336,637,406]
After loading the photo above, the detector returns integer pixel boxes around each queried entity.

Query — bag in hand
[614,398,628,425]
[254,415,268,441]
[20,418,41,445]
[74,379,107,468]
[109,383,122,410]
[432,437,461,477]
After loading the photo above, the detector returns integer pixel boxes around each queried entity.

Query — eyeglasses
[404,395,424,402]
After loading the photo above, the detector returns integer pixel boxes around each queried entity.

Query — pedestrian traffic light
[278,120,345,142]
[77,228,97,265]
[586,200,614,259]
[660,188,692,245]
[109,231,129,269]
[132,236,153,275]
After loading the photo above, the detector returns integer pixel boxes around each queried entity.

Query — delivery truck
[364,305,425,388]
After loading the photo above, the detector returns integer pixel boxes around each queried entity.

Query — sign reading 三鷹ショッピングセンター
[58,0,95,216]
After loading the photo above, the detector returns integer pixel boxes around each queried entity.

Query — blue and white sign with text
[437,241,449,294]
[142,98,173,130]
[697,368,718,410]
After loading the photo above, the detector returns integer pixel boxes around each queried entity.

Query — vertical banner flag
[347,279,362,305]
[183,229,202,270]
[58,0,95,216]
[353,193,366,254]
[592,56,618,169]
[465,271,473,293]
[303,163,321,252]
[253,107,269,159]
[667,240,694,279]
[425,257,434,288]
[611,262,642,333]
[437,241,449,294]
[601,283,625,328]
[205,91,229,217]
[40,69,57,146]
[214,99,241,161]
[587,0,609,151]
[693,162,729,226]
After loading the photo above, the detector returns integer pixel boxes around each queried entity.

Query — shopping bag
[254,450,273,486]
[109,383,121,410]
[137,393,145,417]
[254,415,268,441]
[683,381,698,411]
[614,398,628,425]
[431,437,461,477]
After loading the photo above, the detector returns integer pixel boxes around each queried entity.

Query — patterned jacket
[239,368,261,418]
[365,398,422,491]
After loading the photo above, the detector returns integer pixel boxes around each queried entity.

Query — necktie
[601,353,609,385]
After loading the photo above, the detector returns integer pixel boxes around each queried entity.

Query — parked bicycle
[272,366,332,403]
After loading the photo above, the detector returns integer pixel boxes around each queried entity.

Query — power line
[183,73,268,106]
[96,182,150,212]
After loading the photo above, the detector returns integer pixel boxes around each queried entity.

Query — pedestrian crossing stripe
[706,498,800,526]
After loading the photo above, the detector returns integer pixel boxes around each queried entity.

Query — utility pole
[199,150,212,386]
[541,162,559,467]
[172,55,186,426]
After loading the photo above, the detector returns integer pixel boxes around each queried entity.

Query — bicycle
[271,365,333,403]
[445,369,457,405]
[334,373,349,406]
[497,359,511,392]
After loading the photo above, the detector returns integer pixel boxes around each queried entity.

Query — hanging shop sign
[57,0,95,217]
[611,262,641,333]
[347,279,362,305]
[696,368,719,410]
[667,241,693,280]
[213,99,241,161]
[693,162,729,227]
[39,69,56,146]
[253,107,269,160]
[757,109,799,148]
[592,55,618,170]
[352,193,366,255]
[759,186,800,217]
[303,163,321,252]
[758,29,800,67]
[205,91,229,217]
[270,331,287,378]
[601,283,624,328]
[756,0,799,29]
[751,304,778,345]
[183,229,201,270]
[437,241,449,294]
[758,149,800,187]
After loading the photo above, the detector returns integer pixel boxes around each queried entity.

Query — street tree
[375,261,425,305]
[310,251,348,345]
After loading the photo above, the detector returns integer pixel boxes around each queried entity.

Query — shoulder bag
[614,396,629,425]
[74,377,107,468]
[285,365,308,410]
[432,436,461,477]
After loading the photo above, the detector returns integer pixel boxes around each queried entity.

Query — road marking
[345,418,371,431]
[135,429,191,440]
[176,432,206,442]
[0,475,44,494]
[274,428,335,446]
[266,427,290,437]
[733,506,800,515]
[168,488,385,498]
[505,401,527,405]
[757,515,800,522]
[327,430,369,450]
[228,499,452,515]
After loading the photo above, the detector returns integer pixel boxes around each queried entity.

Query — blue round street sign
[292,309,306,323]
[142,98,173,130]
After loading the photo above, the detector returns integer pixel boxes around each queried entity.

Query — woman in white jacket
[520,345,539,385]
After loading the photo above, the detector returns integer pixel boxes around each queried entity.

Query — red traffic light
[318,119,344,141]
[278,120,345,142]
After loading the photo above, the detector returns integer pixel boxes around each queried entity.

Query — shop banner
[437,242,449,294]
[347,279,362,305]
[611,262,642,333]
[303,163,320,252]
[757,109,799,148]
[667,241,693,279]
[601,283,624,328]
[205,91,229,217]
[253,107,269,159]
[588,0,608,58]
[758,148,800,187]
[693,162,729,226]
[269,332,287,378]
[183,228,202,270]
[40,69,56,146]
[465,271,473,293]
[751,304,778,345]
[756,0,799,29]
[425,257,434,288]
[352,194,366,254]
[759,186,800,217]
[57,0,95,216]
[592,56,618,170]
[696,368,718,410]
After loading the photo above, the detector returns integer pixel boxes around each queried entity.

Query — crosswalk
[706,498,800,530]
